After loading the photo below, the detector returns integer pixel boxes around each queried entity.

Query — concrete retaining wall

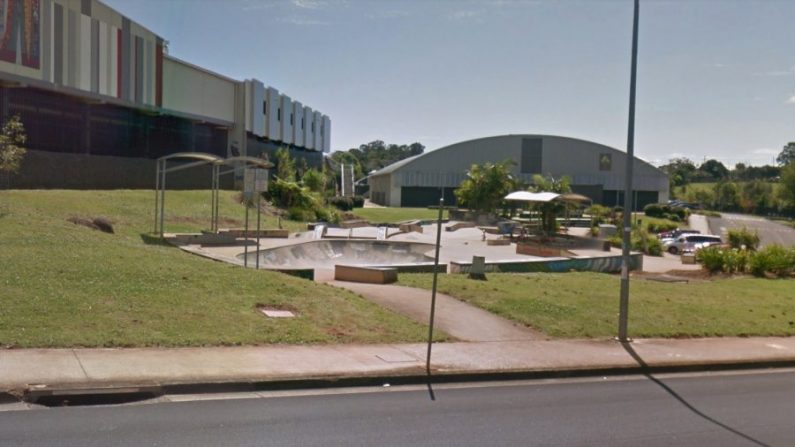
[449,253,643,274]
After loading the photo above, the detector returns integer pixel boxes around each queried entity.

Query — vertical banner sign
[341,164,355,198]
[244,168,268,199]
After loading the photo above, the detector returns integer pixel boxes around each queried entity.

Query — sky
[103,0,795,167]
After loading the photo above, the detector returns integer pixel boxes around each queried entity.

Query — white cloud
[787,95,795,104]
[757,66,795,77]
[752,148,780,155]
[241,0,277,11]
[276,15,328,25]
[290,0,327,9]
[366,10,410,20]
[448,9,485,21]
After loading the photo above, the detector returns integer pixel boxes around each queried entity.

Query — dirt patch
[67,216,115,234]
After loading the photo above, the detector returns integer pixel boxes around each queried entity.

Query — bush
[328,196,354,211]
[585,204,611,225]
[698,246,726,273]
[697,247,751,274]
[287,206,315,222]
[643,204,664,218]
[748,245,795,277]
[727,227,760,251]
[645,219,678,233]
[607,228,662,256]
[315,206,341,223]
[352,195,365,208]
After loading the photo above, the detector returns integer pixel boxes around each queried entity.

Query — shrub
[585,204,611,225]
[302,168,326,193]
[328,196,354,211]
[352,195,365,208]
[748,245,795,277]
[287,206,315,222]
[607,229,663,256]
[698,246,726,273]
[643,203,664,218]
[315,206,341,223]
[727,227,760,251]
[645,219,678,233]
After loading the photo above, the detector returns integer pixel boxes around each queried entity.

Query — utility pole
[619,0,639,342]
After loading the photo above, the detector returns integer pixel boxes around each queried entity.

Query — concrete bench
[334,265,398,284]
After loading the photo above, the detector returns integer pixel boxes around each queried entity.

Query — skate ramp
[239,240,436,269]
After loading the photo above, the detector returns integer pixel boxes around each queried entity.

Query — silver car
[665,234,722,254]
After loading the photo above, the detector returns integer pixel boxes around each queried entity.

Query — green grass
[399,272,795,338]
[352,207,447,223]
[0,190,435,348]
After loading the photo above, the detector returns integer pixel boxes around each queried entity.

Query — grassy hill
[0,190,434,348]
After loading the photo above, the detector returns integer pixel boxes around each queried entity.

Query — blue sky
[104,0,795,167]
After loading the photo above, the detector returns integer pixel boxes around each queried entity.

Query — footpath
[2,336,795,402]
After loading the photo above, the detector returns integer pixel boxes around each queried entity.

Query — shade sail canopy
[559,193,592,203]
[504,191,560,203]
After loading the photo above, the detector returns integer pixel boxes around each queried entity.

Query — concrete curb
[12,358,795,407]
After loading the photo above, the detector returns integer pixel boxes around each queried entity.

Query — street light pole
[619,0,640,342]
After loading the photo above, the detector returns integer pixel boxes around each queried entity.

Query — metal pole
[244,200,249,268]
[426,198,444,377]
[214,164,221,232]
[619,0,639,342]
[154,159,160,234]
[256,171,261,270]
[159,160,166,237]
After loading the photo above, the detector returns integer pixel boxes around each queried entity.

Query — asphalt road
[708,213,795,247]
[2,370,794,446]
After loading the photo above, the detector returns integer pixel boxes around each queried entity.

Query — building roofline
[369,134,662,177]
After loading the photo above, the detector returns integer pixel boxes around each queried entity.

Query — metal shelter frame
[154,152,274,240]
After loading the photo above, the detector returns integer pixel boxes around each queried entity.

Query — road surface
[1,370,793,446]
[708,213,795,247]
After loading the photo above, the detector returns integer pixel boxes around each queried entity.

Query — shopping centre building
[1,0,330,187]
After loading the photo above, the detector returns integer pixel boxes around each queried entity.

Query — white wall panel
[109,25,117,97]
[162,56,236,123]
[280,94,293,145]
[266,87,281,141]
[98,21,108,95]
[322,115,331,153]
[292,100,303,147]
[79,14,91,91]
[247,80,265,136]
[313,111,322,150]
[303,106,314,150]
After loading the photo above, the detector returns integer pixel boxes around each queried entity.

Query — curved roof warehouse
[367,135,669,210]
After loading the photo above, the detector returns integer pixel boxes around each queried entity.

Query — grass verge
[0,190,434,348]
[399,272,795,338]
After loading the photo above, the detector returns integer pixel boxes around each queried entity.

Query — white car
[665,234,722,254]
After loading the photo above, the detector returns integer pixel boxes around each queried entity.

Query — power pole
[619,0,640,342]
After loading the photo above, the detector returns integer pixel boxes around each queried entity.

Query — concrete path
[689,213,712,235]
[328,281,542,342]
[2,337,795,391]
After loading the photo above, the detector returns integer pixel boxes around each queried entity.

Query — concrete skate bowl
[238,240,439,272]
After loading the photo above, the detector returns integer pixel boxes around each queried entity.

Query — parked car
[664,234,723,254]
[657,228,700,240]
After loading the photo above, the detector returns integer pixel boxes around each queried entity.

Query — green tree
[659,158,697,186]
[781,162,795,205]
[302,168,326,194]
[0,115,27,188]
[530,174,572,234]
[275,147,296,182]
[455,160,517,214]
[714,181,740,211]
[777,142,795,166]
[699,159,729,180]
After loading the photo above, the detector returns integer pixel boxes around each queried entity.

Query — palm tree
[530,174,572,235]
